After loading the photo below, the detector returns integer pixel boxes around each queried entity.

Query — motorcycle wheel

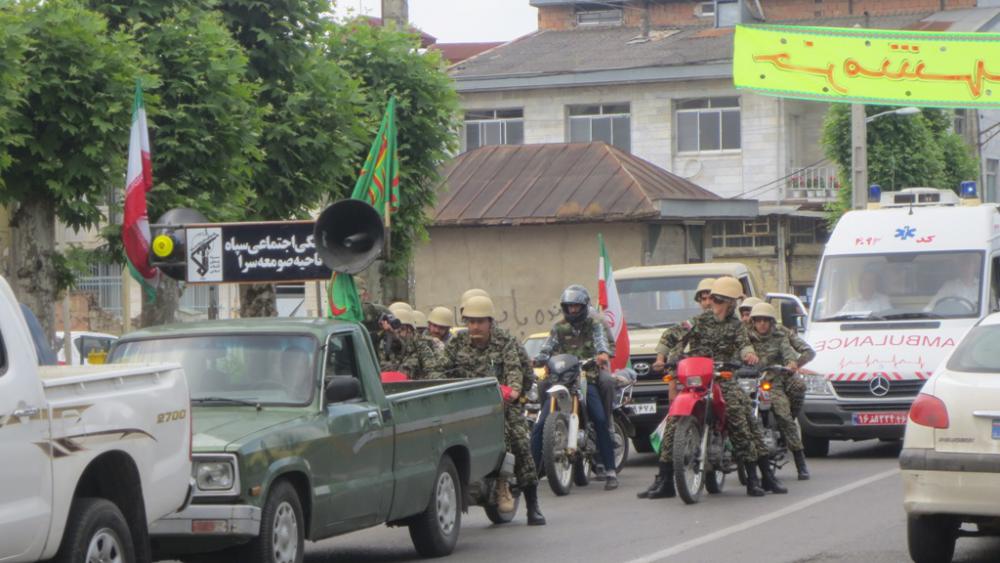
[484,489,520,524]
[705,468,726,494]
[572,459,589,486]
[672,417,706,505]
[542,412,574,496]
[613,419,630,473]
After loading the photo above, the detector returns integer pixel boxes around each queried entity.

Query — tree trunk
[240,283,277,317]
[8,199,58,341]
[139,276,180,328]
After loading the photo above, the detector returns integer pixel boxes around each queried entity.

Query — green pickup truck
[108,318,507,562]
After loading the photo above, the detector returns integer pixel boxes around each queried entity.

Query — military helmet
[427,306,455,328]
[694,277,717,301]
[388,301,412,316]
[749,302,777,321]
[462,295,495,319]
[710,277,743,301]
[395,308,416,328]
[460,288,490,307]
[739,296,763,311]
[412,310,428,329]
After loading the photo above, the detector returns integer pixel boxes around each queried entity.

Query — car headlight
[804,374,832,396]
[196,460,235,491]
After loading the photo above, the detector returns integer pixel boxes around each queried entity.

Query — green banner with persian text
[734,24,1000,108]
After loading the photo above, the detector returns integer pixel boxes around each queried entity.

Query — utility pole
[850,103,868,209]
[381,0,408,26]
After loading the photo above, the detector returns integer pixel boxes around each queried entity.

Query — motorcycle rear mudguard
[667,391,704,417]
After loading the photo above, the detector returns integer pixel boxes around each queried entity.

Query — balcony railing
[784,165,840,202]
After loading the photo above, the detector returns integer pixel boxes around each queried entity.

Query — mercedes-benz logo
[869,375,891,397]
[634,362,651,376]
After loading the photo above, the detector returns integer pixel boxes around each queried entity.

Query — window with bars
[710,218,776,248]
[463,109,524,152]
[676,97,741,153]
[567,103,631,152]
[790,217,830,244]
[576,8,623,26]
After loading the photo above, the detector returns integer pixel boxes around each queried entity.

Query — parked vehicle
[109,318,508,562]
[801,187,998,457]
[540,356,630,496]
[614,263,761,453]
[0,274,192,563]
[901,313,1000,563]
[54,330,118,365]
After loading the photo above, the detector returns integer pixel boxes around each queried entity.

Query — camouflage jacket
[538,316,610,360]
[423,333,445,353]
[592,310,616,357]
[397,334,445,380]
[656,320,694,360]
[678,310,755,364]
[441,331,524,392]
[776,325,815,366]
[363,301,389,348]
[748,327,799,368]
[491,326,534,390]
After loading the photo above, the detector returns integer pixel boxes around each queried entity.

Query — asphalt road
[298,440,1000,563]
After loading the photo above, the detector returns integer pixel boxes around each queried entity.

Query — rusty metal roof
[432,143,722,227]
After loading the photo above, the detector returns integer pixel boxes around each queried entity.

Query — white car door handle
[13,406,40,417]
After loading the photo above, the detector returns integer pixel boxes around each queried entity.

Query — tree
[0,8,28,186]
[0,0,142,338]
[822,105,979,224]
[89,1,265,326]
[327,20,460,291]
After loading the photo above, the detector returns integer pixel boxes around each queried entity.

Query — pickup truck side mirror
[326,376,362,404]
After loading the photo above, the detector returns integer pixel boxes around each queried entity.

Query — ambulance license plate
[992,420,1000,440]
[631,402,657,415]
[851,412,907,425]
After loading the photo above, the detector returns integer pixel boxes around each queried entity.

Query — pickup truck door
[319,333,392,534]
[0,322,53,561]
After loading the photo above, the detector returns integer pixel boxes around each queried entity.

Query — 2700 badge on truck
[110,318,507,562]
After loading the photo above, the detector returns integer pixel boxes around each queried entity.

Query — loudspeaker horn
[314,199,385,274]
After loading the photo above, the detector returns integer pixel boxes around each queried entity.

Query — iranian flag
[122,82,157,300]
[598,233,630,371]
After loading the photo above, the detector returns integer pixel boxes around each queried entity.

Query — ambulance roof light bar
[879,187,960,208]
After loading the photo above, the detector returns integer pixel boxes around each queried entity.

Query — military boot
[495,478,515,513]
[793,449,810,481]
[638,462,675,499]
[524,485,546,526]
[744,462,765,497]
[757,457,788,494]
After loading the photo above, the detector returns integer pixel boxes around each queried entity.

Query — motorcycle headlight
[738,379,756,394]
[804,374,832,396]
[195,460,236,491]
[526,383,539,402]
[685,375,703,388]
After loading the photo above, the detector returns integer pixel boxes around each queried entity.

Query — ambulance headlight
[804,373,832,396]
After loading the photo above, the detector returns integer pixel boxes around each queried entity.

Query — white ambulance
[800,186,1000,456]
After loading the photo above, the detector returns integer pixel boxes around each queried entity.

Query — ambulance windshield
[813,251,984,322]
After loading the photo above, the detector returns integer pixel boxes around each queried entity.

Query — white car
[54,330,117,365]
[901,312,1000,563]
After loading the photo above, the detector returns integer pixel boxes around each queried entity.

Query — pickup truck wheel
[53,497,136,563]
[803,435,830,458]
[242,481,304,563]
[908,514,957,563]
[409,457,461,557]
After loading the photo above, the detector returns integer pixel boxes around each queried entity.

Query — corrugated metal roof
[432,142,722,226]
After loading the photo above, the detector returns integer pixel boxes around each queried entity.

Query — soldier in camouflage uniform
[442,295,545,526]
[379,309,444,380]
[748,302,813,480]
[531,285,619,490]
[739,297,812,419]
[426,306,454,351]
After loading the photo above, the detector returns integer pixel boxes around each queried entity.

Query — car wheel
[53,498,136,563]
[409,456,461,557]
[907,514,957,563]
[241,481,304,563]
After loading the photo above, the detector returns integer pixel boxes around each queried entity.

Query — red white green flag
[122,82,157,301]
[598,233,630,371]
[327,97,399,321]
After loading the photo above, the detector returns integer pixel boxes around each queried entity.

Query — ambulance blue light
[868,184,882,202]
[960,181,978,199]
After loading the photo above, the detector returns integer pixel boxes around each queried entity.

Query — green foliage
[0,0,143,229]
[327,21,461,277]
[822,105,980,224]
[0,7,28,186]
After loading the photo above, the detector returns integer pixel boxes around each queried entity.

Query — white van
[800,187,1000,456]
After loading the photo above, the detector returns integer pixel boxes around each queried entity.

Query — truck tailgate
[384,378,505,521]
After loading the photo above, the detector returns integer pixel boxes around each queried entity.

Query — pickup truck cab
[0,275,191,563]
[614,262,759,452]
[801,187,999,457]
[109,318,507,562]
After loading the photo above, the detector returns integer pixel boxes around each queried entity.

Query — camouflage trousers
[505,405,538,487]
[786,373,806,417]
[658,379,761,464]
[769,385,803,452]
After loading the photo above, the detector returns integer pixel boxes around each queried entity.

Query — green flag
[327,97,398,321]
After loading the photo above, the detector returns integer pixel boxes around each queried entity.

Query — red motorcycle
[666,357,746,504]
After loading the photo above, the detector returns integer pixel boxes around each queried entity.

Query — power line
[728,157,833,200]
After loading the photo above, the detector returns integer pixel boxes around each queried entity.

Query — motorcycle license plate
[851,412,907,426]
[631,402,657,415]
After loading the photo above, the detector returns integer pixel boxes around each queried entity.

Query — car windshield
[523,337,546,359]
[618,276,705,329]
[109,334,318,405]
[947,325,1000,373]
[812,251,984,322]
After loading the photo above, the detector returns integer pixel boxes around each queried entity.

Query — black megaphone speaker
[313,199,385,274]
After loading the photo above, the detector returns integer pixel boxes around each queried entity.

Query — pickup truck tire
[53,497,136,563]
[241,481,304,563]
[803,435,830,458]
[542,412,574,496]
[409,457,461,557]
[907,515,957,563]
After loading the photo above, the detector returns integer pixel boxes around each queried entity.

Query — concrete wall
[711,243,824,297]
[413,222,647,340]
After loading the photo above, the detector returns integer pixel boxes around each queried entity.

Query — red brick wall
[537,0,978,31]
